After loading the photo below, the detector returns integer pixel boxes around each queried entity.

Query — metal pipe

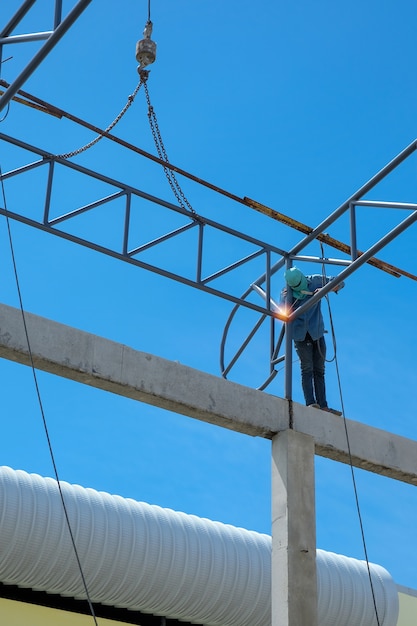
[0,0,93,111]
[265,249,272,311]
[290,255,351,266]
[0,79,248,204]
[266,249,276,379]
[289,209,417,321]
[284,139,417,261]
[203,248,265,285]
[128,222,197,257]
[353,200,417,210]
[196,222,204,283]
[0,32,53,45]
[220,301,243,375]
[222,314,267,378]
[122,192,131,256]
[350,203,358,261]
[0,0,37,38]
[249,139,417,295]
[0,158,45,180]
[1,77,415,282]
[271,325,285,365]
[257,369,278,391]
[284,259,293,403]
[53,0,63,28]
[269,316,275,375]
[0,130,287,256]
[0,203,273,317]
[48,190,127,226]
[43,160,54,223]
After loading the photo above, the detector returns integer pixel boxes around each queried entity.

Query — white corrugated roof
[0,466,399,626]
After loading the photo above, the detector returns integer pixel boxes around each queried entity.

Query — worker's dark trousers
[294,335,327,408]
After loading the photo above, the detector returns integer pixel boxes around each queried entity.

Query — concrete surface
[272,430,317,626]
[0,302,416,484]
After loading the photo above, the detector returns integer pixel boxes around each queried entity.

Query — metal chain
[141,71,196,216]
[56,69,197,218]
[57,80,144,159]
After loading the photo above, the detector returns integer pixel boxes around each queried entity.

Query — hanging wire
[0,55,12,122]
[319,242,381,626]
[0,102,9,122]
[0,165,99,626]
[0,53,11,122]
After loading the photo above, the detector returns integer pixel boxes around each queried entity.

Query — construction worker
[281,267,344,414]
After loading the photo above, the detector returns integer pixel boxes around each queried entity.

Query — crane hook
[136,20,157,72]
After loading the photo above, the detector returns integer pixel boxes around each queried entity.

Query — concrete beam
[0,302,416,485]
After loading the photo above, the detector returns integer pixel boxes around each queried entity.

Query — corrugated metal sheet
[0,466,399,626]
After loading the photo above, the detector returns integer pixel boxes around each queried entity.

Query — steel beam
[0,0,92,111]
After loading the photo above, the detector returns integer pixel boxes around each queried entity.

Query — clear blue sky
[1,0,417,591]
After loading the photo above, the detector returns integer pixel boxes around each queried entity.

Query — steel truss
[1,132,417,396]
[0,131,288,315]
[1,3,417,398]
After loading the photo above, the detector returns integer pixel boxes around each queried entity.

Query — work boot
[322,407,342,416]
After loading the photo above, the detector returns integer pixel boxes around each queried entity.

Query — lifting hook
[136,20,157,72]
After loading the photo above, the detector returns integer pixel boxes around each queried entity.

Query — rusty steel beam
[244,197,417,282]
[1,79,416,284]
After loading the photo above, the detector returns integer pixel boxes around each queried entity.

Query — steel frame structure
[1,1,417,401]
[0,0,92,112]
[1,131,417,400]
[2,7,417,626]
[0,131,289,313]
[228,137,417,396]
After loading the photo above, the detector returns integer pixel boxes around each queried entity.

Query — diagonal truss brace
[1,132,417,395]
[0,131,288,316]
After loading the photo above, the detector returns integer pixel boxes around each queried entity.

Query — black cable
[0,165,99,626]
[0,102,10,122]
[148,0,151,22]
[319,243,381,626]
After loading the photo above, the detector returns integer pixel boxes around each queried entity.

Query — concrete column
[271,429,317,626]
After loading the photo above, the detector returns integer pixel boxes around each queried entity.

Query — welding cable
[319,243,381,626]
[0,164,99,626]
[0,102,9,122]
